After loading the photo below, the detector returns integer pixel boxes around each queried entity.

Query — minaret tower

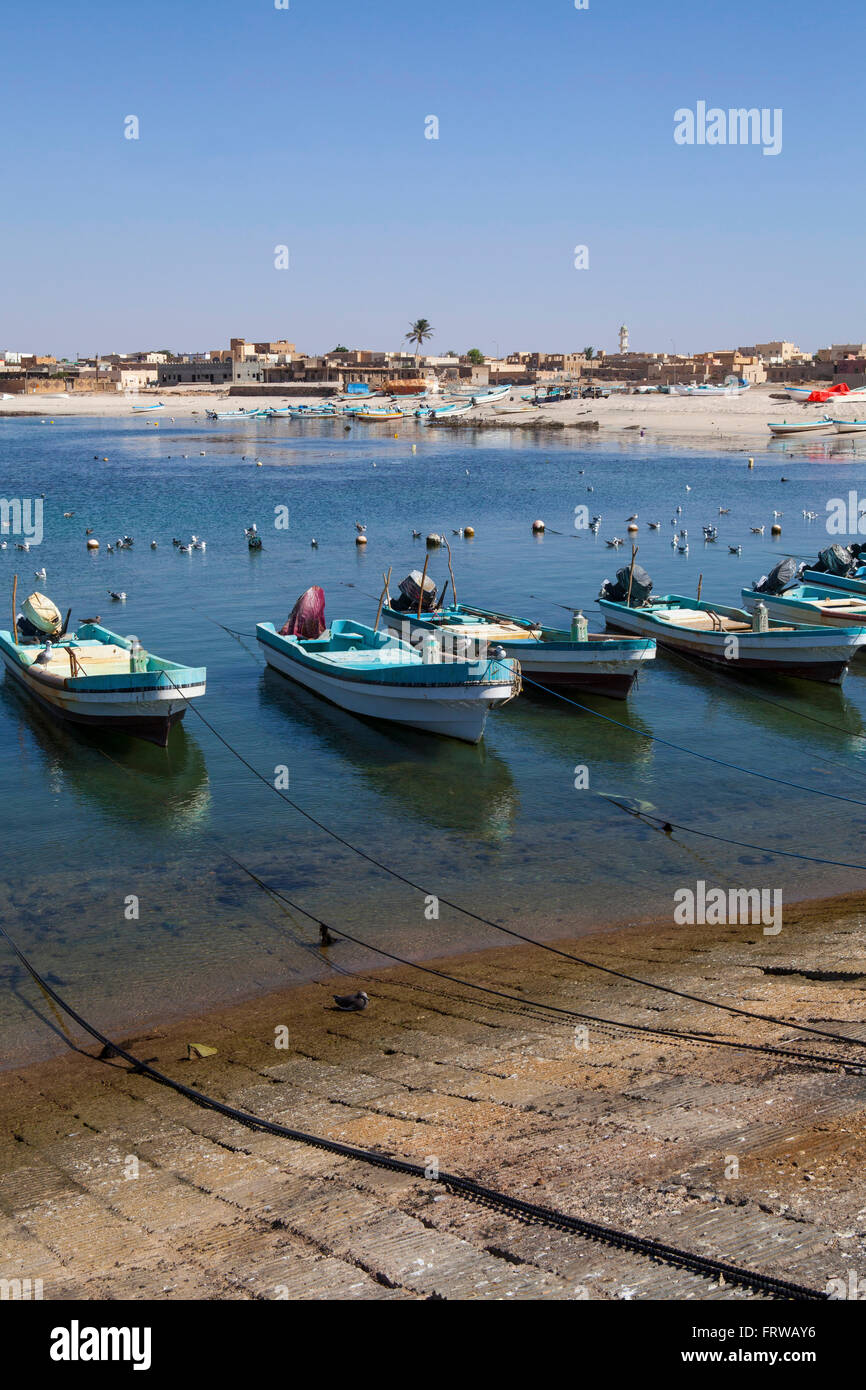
[619,324,629,355]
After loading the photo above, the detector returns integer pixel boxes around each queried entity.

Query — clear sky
[2,0,861,359]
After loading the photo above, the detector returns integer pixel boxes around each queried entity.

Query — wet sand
[1,888,864,1300]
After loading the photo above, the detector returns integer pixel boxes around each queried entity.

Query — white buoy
[532,519,545,533]
[86,538,99,550]
[356,534,367,545]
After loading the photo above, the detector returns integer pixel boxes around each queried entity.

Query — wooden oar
[11,574,18,643]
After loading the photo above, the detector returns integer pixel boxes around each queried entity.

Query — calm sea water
[1,410,865,1065]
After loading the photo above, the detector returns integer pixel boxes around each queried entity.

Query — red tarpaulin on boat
[807,383,851,402]
[281,586,326,638]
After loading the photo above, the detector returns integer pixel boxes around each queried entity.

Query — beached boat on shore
[598,593,866,684]
[427,399,474,419]
[768,416,835,437]
[830,418,866,433]
[0,610,205,745]
[131,402,165,412]
[256,616,520,742]
[348,406,404,422]
[382,600,655,698]
[741,584,866,634]
[205,408,266,421]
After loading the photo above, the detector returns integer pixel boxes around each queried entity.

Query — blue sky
[1,0,861,358]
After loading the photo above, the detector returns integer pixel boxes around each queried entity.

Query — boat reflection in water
[0,679,211,831]
[260,667,519,843]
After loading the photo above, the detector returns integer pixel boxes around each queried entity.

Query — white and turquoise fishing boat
[131,401,165,412]
[741,583,866,634]
[767,416,835,437]
[598,593,866,684]
[205,407,266,421]
[427,399,474,419]
[256,617,520,742]
[830,418,866,434]
[0,612,206,746]
[801,569,866,596]
[382,600,655,699]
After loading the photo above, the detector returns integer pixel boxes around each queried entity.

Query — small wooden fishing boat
[427,399,474,419]
[0,611,205,745]
[767,416,834,437]
[830,418,866,433]
[741,584,866,633]
[467,383,514,405]
[801,569,866,596]
[382,601,655,699]
[349,407,404,422]
[256,617,520,742]
[598,593,866,684]
[205,408,265,421]
[131,402,165,412]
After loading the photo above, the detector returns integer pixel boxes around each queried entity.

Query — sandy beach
[0,385,815,447]
[2,889,864,1301]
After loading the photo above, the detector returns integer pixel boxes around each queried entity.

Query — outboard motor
[813,544,857,577]
[599,565,653,607]
[389,571,438,613]
[281,586,326,639]
[752,556,802,595]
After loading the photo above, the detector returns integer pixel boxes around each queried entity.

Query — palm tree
[406,319,434,355]
[584,346,595,360]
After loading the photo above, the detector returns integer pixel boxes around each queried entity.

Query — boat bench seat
[33,644,133,677]
[658,611,751,632]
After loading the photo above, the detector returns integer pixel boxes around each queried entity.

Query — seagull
[678,541,689,554]
[773,510,783,519]
[192,538,206,551]
[412,530,421,539]
[34,568,46,581]
[107,544,114,553]
[685,484,691,491]
[625,513,638,522]
[332,991,368,1012]
[311,539,318,548]
[178,543,190,554]
[355,522,366,533]
[671,535,678,548]
[719,507,730,514]
[108,590,126,601]
[647,521,660,529]
[589,520,600,534]
[63,511,75,518]
[680,528,688,538]
[751,525,765,535]
[606,537,624,547]
[729,545,742,554]
[676,505,682,514]
[15,542,30,551]
[151,541,158,549]
[244,524,258,538]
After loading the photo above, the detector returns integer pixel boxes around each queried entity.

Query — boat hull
[0,653,200,746]
[258,641,512,742]
[383,611,654,699]
[598,598,864,685]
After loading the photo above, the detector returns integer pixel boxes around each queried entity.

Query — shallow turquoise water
[1,411,865,1064]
